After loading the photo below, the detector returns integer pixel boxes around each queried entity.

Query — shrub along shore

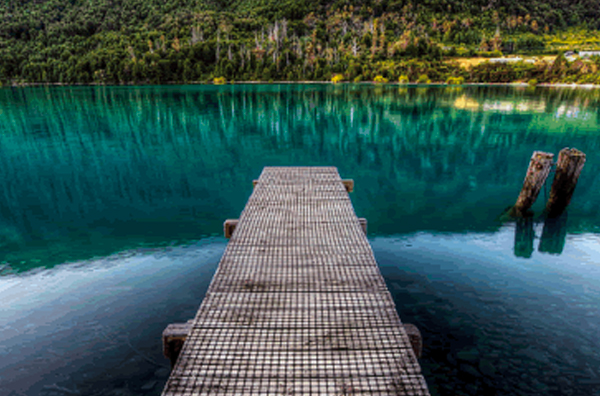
[2,51,600,87]
[4,82,600,89]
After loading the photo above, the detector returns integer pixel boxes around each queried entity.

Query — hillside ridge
[1,0,600,84]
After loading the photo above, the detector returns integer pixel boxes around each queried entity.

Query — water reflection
[539,214,569,255]
[0,241,224,396]
[1,84,599,271]
[512,214,570,258]
[514,217,535,258]
[1,85,599,396]
[375,232,600,396]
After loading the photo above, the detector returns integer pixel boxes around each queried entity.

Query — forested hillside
[1,0,600,84]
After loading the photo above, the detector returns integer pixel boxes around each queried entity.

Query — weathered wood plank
[162,167,430,396]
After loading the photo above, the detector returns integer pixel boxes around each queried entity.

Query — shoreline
[2,81,600,89]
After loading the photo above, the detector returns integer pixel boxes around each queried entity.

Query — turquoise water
[1,85,599,396]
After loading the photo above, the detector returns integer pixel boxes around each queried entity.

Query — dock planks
[162,167,430,396]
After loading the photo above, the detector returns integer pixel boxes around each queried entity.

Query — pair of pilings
[512,148,586,218]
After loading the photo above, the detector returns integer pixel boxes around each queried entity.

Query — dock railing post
[342,179,354,193]
[403,323,423,359]
[224,219,239,238]
[162,321,193,368]
[358,218,367,235]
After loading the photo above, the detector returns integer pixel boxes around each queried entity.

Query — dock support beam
[545,148,586,218]
[224,219,239,238]
[163,321,193,368]
[511,151,554,216]
[342,179,354,193]
[358,218,367,235]
[403,323,423,359]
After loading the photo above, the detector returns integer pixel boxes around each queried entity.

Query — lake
[1,84,599,396]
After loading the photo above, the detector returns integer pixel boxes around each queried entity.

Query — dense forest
[1,0,600,84]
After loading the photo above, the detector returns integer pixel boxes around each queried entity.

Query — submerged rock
[141,381,157,391]
[457,348,480,364]
[112,389,133,396]
[41,384,79,395]
[465,383,480,394]
[154,368,170,379]
[479,359,496,377]
[460,364,482,378]
[521,347,551,364]
[446,352,458,366]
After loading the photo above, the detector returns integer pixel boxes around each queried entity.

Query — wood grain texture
[546,148,586,218]
[513,151,554,216]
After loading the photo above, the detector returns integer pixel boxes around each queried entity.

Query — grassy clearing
[449,55,557,70]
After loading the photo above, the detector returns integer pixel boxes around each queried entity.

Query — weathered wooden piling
[545,148,586,218]
[358,217,367,234]
[511,151,554,216]
[402,323,423,359]
[342,179,354,193]
[223,219,238,238]
[162,321,193,368]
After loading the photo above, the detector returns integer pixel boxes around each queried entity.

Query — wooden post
[403,323,423,359]
[514,217,534,259]
[511,151,554,216]
[224,219,239,238]
[539,214,568,255]
[163,320,192,368]
[546,148,586,218]
[342,179,354,193]
[358,218,367,235]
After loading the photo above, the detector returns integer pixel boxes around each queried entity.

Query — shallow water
[375,231,600,396]
[1,84,599,396]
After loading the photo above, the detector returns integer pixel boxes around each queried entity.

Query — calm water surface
[1,85,599,396]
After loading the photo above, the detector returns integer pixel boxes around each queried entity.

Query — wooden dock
[162,167,430,396]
